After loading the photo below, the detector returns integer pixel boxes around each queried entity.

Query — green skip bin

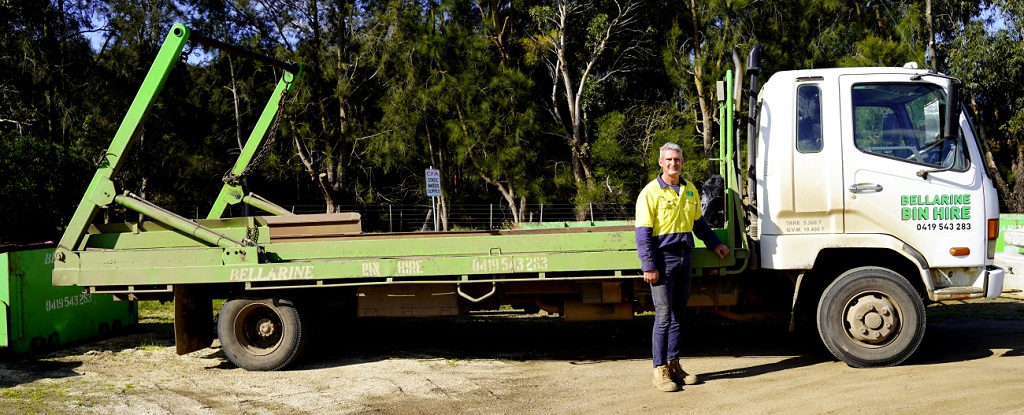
[1,244,138,354]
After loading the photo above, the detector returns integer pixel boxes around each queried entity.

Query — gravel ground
[1,297,1023,414]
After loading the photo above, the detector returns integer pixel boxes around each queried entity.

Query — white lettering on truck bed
[229,265,315,282]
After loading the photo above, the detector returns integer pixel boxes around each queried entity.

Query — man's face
[659,149,683,177]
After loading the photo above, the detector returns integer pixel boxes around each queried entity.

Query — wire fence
[125,203,635,233]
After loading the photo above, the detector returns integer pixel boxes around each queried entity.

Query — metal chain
[222,76,294,184]
[243,225,259,247]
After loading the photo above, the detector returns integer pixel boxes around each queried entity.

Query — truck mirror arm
[916,142,958,180]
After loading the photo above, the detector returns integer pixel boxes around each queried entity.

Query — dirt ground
[2,297,1023,415]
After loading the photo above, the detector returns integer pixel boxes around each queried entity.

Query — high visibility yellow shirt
[635,175,721,272]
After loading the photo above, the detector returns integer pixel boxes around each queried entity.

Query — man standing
[636,142,729,392]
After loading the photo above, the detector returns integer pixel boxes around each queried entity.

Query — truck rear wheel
[816,266,925,368]
[218,298,308,371]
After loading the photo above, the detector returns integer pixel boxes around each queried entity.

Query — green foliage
[585,102,705,212]
[943,0,1024,211]
[837,36,923,67]
[0,0,98,145]
[2,0,1023,237]
[0,134,92,245]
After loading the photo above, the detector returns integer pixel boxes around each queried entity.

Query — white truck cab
[751,65,1005,367]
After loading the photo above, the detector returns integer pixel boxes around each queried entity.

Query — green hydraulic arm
[52,24,302,355]
[55,24,301,259]
[207,72,298,219]
[190,27,300,219]
[56,25,191,255]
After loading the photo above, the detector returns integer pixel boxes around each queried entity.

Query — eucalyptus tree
[283,0,374,211]
[232,0,394,212]
[944,0,1024,212]
[660,0,750,174]
[590,104,701,203]
[526,0,647,201]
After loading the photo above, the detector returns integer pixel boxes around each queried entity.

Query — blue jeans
[650,248,692,367]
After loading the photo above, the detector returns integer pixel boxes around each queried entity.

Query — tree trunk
[1009,148,1024,212]
[688,0,716,173]
[969,95,1017,211]
[549,0,636,185]
[926,0,935,70]
[480,173,523,224]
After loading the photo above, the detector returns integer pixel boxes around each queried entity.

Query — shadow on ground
[299,298,1024,372]
[0,322,175,388]
[907,299,1024,365]
[4,298,1021,383]
[297,310,831,372]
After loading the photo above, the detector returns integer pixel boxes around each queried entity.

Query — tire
[218,298,308,371]
[816,266,925,368]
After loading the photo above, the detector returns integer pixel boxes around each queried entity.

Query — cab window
[797,85,823,153]
[852,83,967,170]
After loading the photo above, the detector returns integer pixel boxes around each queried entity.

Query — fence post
[590,203,594,223]
[489,204,493,230]
[540,203,544,223]
[389,204,393,233]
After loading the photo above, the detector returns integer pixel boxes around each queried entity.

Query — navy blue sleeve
[635,226,656,272]
[692,216,723,248]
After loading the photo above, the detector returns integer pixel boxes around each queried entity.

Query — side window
[852,83,968,169]
[796,85,822,153]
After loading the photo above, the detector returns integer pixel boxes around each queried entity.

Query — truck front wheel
[218,298,308,371]
[816,266,925,368]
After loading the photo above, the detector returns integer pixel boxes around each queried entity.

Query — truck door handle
[848,184,883,193]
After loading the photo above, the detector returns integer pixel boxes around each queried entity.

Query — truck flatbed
[57,213,731,294]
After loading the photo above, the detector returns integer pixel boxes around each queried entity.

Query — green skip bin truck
[52,25,1005,371]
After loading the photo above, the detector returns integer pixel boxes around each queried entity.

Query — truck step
[932,286,985,301]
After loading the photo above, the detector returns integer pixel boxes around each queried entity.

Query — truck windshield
[851,83,968,170]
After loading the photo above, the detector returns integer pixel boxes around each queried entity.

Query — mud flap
[174,285,213,355]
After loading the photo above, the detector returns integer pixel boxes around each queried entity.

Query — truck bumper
[980,266,1005,299]
[930,266,1005,301]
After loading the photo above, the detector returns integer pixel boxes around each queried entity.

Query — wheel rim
[233,302,284,356]
[843,291,901,347]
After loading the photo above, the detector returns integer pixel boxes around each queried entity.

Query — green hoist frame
[52,24,301,354]
[56,24,300,258]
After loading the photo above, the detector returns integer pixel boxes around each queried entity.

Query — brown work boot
[652,365,680,392]
[668,360,699,385]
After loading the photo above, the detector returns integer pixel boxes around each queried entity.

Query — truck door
[839,75,987,267]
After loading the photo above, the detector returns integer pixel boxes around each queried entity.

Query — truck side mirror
[944,82,961,140]
[920,82,964,179]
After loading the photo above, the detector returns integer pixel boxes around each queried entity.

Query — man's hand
[713,244,730,259]
[643,270,659,284]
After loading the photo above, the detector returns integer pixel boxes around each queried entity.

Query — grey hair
[659,142,683,159]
